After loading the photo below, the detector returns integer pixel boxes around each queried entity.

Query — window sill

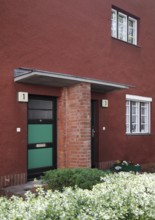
[126,133,152,136]
[111,37,142,48]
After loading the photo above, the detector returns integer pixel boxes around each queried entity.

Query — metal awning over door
[14,68,131,92]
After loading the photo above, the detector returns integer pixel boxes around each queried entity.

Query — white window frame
[126,95,152,134]
[111,8,138,45]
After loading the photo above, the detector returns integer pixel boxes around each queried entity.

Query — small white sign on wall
[101,99,108,108]
[17,92,28,102]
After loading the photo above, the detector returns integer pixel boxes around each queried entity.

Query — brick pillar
[57,83,91,168]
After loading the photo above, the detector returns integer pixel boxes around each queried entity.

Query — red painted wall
[1,0,155,182]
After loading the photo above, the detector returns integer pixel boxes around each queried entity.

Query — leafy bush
[111,160,141,172]
[42,168,110,191]
[1,172,155,219]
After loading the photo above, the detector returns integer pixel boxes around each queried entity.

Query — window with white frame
[111,8,137,45]
[126,95,152,134]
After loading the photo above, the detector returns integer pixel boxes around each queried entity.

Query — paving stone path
[0,180,46,198]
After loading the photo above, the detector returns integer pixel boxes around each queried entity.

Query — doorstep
[0,180,47,198]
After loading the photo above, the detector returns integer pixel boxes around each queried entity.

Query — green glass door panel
[28,148,53,169]
[28,124,53,144]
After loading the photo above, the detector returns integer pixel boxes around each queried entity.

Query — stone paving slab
[0,180,46,197]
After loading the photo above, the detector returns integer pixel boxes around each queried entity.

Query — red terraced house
[1,0,155,187]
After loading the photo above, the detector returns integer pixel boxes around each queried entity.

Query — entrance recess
[27,95,56,179]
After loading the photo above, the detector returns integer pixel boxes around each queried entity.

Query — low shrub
[111,160,141,172]
[42,168,110,191]
[1,172,155,219]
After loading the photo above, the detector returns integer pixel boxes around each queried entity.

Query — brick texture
[0,173,26,188]
[57,83,91,168]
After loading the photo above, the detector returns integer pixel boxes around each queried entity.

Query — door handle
[36,143,46,148]
[92,128,95,137]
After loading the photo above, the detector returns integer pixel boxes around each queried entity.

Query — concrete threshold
[0,180,46,198]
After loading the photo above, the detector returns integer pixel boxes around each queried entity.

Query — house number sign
[101,99,108,108]
[17,92,28,102]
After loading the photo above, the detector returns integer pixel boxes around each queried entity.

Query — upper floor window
[111,8,137,45]
[126,95,152,135]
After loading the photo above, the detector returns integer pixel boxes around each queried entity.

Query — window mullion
[140,102,142,132]
[117,10,118,38]
[130,101,133,133]
[127,16,129,43]
[127,16,128,42]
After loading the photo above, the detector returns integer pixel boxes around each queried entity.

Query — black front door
[27,95,57,179]
[91,101,96,168]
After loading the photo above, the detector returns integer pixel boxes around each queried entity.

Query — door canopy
[14,68,131,92]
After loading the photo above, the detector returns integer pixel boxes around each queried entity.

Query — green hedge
[42,168,110,191]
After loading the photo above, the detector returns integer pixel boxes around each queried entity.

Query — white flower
[114,166,122,170]
[122,160,128,165]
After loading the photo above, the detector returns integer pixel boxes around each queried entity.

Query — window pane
[140,103,149,133]
[126,124,130,133]
[141,116,146,123]
[29,99,53,110]
[126,101,130,133]
[132,124,137,133]
[141,107,145,115]
[131,102,139,133]
[111,10,117,37]
[29,110,53,120]
[128,18,137,45]
[118,13,127,41]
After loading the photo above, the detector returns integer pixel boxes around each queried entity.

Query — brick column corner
[57,83,91,168]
